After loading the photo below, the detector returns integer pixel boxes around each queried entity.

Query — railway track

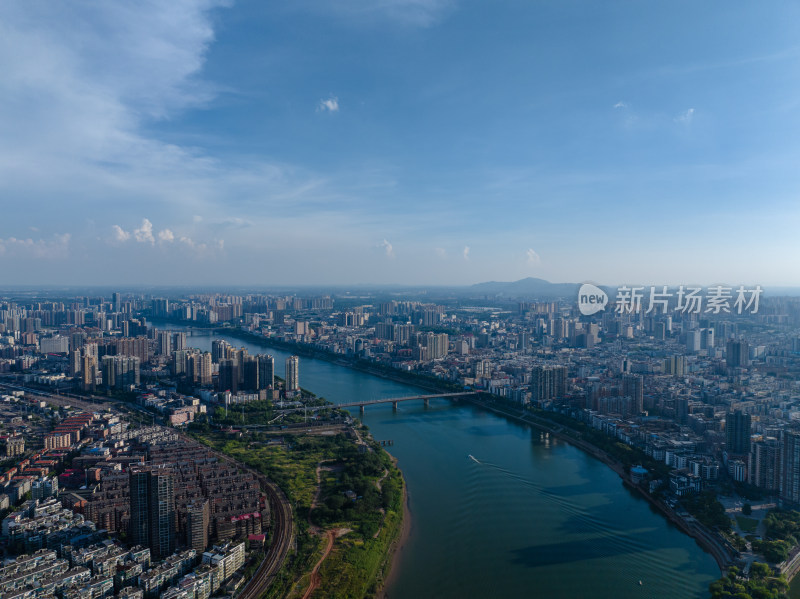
[175,432,294,599]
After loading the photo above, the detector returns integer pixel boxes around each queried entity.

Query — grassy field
[736,516,759,534]
[192,429,405,599]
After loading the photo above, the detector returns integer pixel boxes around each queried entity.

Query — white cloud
[463,245,470,261]
[0,1,232,221]
[674,108,695,124]
[435,247,447,259]
[158,228,175,242]
[317,96,339,113]
[526,248,541,264]
[613,101,628,109]
[0,233,70,259]
[380,239,395,258]
[112,225,131,242]
[133,218,155,244]
[178,235,223,253]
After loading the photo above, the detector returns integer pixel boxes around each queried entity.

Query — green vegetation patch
[192,429,405,599]
[737,516,759,534]
[710,564,788,599]
[683,491,733,532]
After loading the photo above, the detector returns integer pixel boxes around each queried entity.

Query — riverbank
[197,325,731,575]
[152,320,450,395]
[379,458,411,598]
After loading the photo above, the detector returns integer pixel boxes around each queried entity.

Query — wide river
[171,326,720,598]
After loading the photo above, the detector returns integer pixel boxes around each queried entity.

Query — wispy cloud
[0,233,70,259]
[463,245,470,261]
[380,239,395,258]
[674,108,695,124]
[435,247,447,259]
[613,101,629,109]
[318,96,339,113]
[526,248,541,264]
[296,0,454,27]
[158,228,175,243]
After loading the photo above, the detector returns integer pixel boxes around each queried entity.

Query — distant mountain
[468,277,580,298]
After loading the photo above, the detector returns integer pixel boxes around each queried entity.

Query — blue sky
[1,0,799,286]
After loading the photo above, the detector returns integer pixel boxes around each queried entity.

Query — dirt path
[375,468,388,492]
[302,530,335,599]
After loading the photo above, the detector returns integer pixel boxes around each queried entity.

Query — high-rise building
[81,354,97,392]
[531,365,567,403]
[69,349,82,377]
[198,352,213,386]
[172,332,187,351]
[701,328,715,350]
[257,354,274,390]
[130,468,176,559]
[425,333,449,360]
[686,329,701,353]
[622,374,644,414]
[157,330,173,356]
[781,431,800,505]
[726,411,751,455]
[677,398,690,425]
[101,355,141,389]
[129,470,151,550]
[663,355,685,376]
[186,500,210,553]
[188,352,213,386]
[211,340,231,363]
[749,438,780,491]
[285,356,299,392]
[726,340,750,368]
[218,359,239,393]
[242,356,259,391]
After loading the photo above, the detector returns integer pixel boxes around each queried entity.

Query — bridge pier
[392,401,398,411]
[424,398,430,408]
[359,405,365,414]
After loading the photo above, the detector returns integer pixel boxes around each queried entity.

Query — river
[168,326,720,598]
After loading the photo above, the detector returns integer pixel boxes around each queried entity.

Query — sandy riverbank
[378,460,412,598]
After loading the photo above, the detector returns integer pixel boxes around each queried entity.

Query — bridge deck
[335,391,477,408]
[275,391,478,414]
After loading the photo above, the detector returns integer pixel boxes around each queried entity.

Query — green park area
[191,428,404,599]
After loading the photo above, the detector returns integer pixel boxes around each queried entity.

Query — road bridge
[278,391,478,414]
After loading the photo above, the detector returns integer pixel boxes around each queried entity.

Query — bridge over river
[277,391,479,414]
